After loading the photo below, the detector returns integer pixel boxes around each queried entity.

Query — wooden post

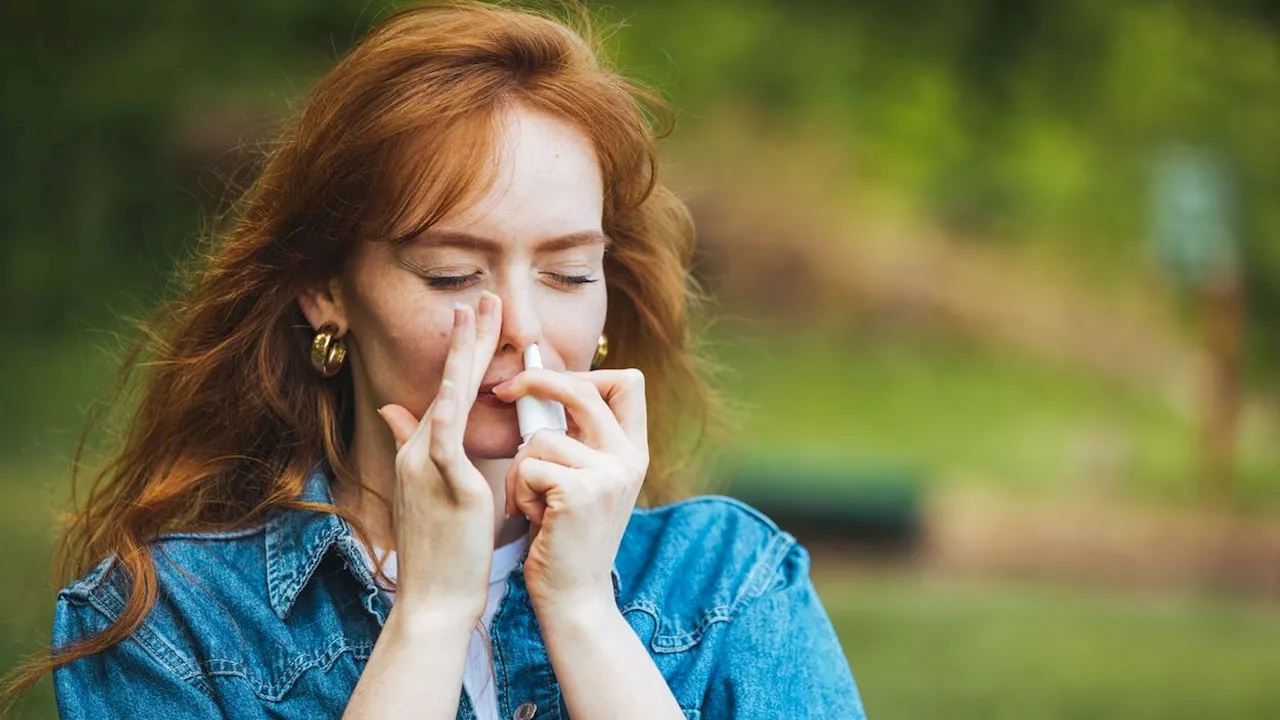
[1200,261,1243,502]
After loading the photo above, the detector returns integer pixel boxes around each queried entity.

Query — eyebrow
[409,229,612,254]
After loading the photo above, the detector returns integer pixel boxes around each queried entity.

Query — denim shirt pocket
[621,599,736,654]
[206,634,374,702]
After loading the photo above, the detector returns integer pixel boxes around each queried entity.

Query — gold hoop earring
[590,333,609,370]
[311,323,347,377]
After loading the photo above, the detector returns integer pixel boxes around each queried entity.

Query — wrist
[387,597,481,639]
[532,587,620,631]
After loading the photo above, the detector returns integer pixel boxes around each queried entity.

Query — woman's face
[309,105,608,459]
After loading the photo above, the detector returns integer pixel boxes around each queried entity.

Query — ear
[297,277,348,333]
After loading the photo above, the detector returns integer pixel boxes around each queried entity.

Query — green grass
[816,566,1280,720]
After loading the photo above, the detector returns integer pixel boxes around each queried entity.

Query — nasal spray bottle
[516,343,567,451]
[514,344,567,524]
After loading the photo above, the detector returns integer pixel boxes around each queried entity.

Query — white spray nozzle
[516,343,567,448]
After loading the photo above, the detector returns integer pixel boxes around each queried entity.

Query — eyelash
[425,272,599,290]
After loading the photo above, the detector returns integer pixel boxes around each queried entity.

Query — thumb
[377,404,420,451]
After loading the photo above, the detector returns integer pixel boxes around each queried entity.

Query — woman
[12,2,866,717]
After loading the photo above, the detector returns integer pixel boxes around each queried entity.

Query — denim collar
[264,462,623,621]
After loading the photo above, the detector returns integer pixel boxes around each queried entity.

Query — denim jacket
[52,464,866,719]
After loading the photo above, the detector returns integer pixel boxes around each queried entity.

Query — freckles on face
[341,247,457,414]
[343,103,610,458]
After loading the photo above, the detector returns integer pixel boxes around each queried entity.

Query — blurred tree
[4,0,1277,380]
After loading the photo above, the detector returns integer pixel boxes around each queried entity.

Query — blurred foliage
[3,0,1278,372]
[606,0,1280,371]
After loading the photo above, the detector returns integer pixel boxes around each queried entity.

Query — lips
[476,389,513,407]
[478,379,512,394]
[477,376,516,407]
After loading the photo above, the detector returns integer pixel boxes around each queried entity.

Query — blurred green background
[3,0,1279,717]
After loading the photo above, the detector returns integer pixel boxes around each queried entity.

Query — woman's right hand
[375,290,502,621]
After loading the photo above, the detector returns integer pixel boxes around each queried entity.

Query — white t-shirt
[353,530,530,720]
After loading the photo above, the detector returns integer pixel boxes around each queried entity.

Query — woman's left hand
[490,368,648,616]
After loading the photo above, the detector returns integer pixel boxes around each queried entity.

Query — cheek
[352,285,455,410]
[541,288,607,371]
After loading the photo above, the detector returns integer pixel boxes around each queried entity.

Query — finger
[426,379,467,485]
[491,369,626,449]
[563,369,648,450]
[442,303,477,425]
[470,291,502,396]
[522,428,601,468]
[377,404,420,452]
[504,429,600,517]
[512,457,581,525]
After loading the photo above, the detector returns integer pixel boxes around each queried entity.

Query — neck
[337,402,529,551]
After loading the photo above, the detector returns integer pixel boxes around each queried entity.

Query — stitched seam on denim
[61,555,117,598]
[621,502,771,614]
[267,514,340,618]
[90,577,193,674]
[288,520,340,606]
[333,524,393,626]
[617,515,793,652]
[333,528,379,598]
[622,601,733,653]
[157,525,267,542]
[650,607,734,652]
[264,513,292,615]
[651,533,794,651]
[81,580,215,698]
[625,529,790,653]
[196,636,375,701]
[733,530,795,611]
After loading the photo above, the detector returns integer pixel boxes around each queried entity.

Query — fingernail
[478,293,493,317]
[453,303,465,325]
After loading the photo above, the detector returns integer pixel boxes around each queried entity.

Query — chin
[463,410,522,459]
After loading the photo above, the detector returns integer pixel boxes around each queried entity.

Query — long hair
[3,0,723,703]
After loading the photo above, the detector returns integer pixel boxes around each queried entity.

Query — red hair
[3,0,723,705]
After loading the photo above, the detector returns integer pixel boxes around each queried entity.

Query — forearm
[536,597,685,719]
[342,602,476,719]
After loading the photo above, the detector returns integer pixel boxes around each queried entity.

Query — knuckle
[428,441,454,468]
[511,454,532,475]
[456,483,489,506]
[599,479,622,503]
[623,367,645,387]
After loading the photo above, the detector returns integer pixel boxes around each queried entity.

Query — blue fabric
[52,464,867,718]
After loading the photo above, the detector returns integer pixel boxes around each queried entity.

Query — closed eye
[545,272,600,288]
[425,272,481,289]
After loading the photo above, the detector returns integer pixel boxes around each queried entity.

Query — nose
[495,277,542,357]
